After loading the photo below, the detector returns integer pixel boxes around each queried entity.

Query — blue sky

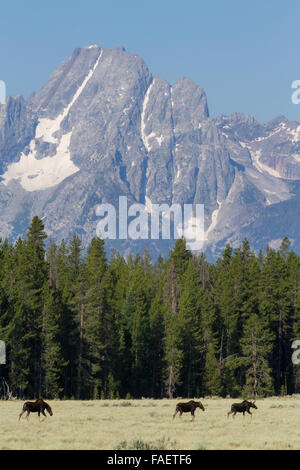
[1,0,300,123]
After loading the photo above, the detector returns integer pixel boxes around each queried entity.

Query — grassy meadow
[0,396,299,450]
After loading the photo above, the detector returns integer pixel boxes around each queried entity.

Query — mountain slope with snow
[1,45,300,259]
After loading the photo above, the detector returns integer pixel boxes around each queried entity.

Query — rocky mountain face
[1,45,300,259]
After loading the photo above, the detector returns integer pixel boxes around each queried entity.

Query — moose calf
[227,400,257,419]
[173,400,205,421]
[19,398,53,421]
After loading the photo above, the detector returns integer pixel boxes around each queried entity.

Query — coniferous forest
[0,216,300,400]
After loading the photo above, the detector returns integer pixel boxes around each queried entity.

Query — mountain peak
[82,44,99,49]
[0,46,300,260]
[114,46,126,52]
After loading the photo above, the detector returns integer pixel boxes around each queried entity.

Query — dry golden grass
[0,396,300,450]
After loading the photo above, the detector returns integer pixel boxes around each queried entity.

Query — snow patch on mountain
[290,125,300,143]
[1,49,103,191]
[141,79,155,152]
[254,122,286,142]
[146,131,164,147]
[36,49,103,144]
[1,133,79,191]
[251,149,282,178]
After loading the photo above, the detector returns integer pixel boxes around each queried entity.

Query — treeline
[0,216,300,400]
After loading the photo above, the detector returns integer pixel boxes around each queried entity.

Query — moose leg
[19,409,25,421]
[173,408,178,419]
[25,411,30,420]
[41,410,47,422]
[227,410,232,418]
[247,410,252,418]
[191,410,195,422]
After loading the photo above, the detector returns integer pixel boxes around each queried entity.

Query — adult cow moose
[173,400,205,421]
[227,400,257,419]
[19,398,53,421]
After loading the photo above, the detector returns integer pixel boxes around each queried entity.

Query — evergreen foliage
[0,220,300,399]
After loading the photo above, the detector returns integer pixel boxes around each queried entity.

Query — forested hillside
[0,217,299,399]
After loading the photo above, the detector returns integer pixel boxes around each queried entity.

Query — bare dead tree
[1,378,16,400]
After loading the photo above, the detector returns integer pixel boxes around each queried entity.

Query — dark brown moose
[19,398,53,421]
[227,400,257,419]
[173,400,205,421]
